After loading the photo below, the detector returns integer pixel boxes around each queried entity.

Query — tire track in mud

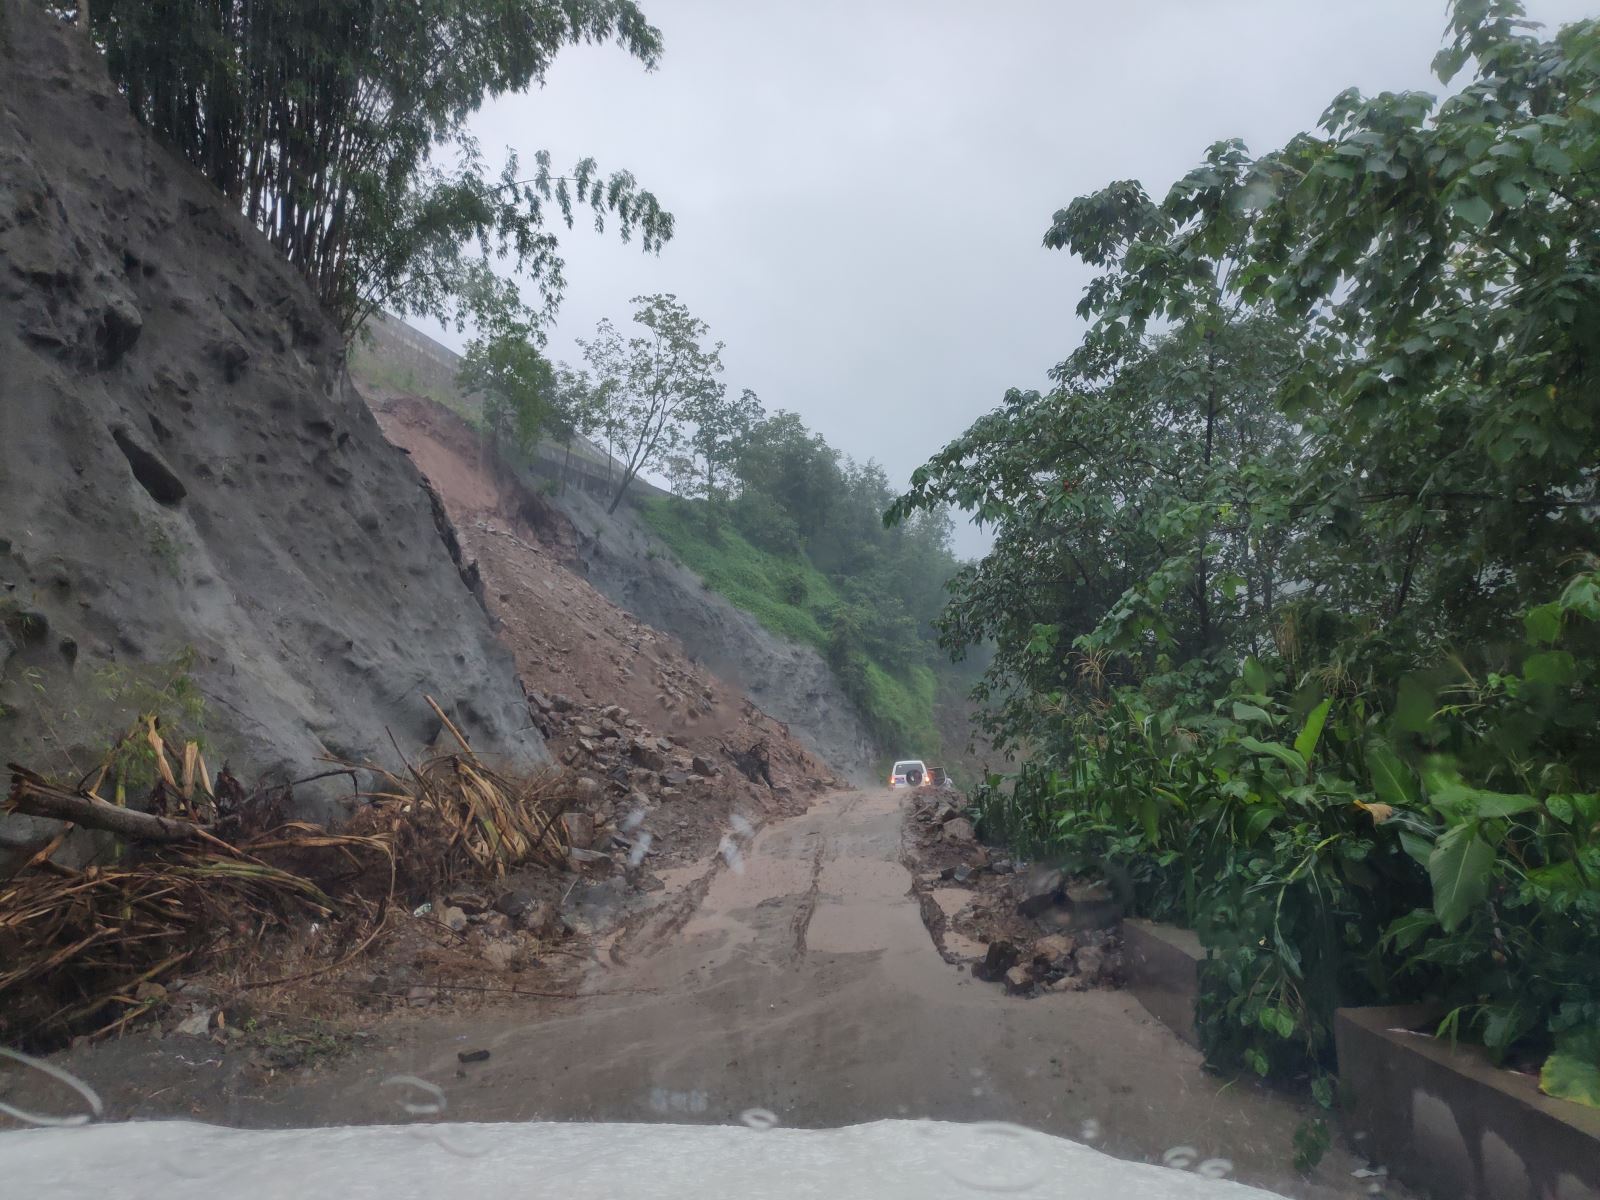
[789,832,827,956]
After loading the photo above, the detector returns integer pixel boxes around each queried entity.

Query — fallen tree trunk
[5,765,205,843]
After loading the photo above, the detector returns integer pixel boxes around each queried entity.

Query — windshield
[5,2,1599,1199]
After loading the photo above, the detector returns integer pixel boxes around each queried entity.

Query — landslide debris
[902,788,1123,997]
[368,391,839,867]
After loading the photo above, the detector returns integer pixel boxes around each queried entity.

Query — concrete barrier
[1334,1004,1600,1200]
[1120,919,1204,1048]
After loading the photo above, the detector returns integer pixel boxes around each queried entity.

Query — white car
[888,759,930,789]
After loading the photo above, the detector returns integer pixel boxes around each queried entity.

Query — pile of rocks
[525,690,734,866]
[970,927,1121,995]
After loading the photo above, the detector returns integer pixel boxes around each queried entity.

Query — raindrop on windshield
[0,1046,103,1127]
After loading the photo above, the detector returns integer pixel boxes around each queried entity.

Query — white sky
[437,0,1596,557]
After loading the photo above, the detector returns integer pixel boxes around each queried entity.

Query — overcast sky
[446,0,1594,557]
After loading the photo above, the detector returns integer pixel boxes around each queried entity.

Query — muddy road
[8,788,1394,1199]
[3,793,1401,1196]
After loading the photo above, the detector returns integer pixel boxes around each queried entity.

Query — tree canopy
[85,0,674,334]
[892,0,1600,1110]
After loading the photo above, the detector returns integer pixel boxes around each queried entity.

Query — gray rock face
[550,487,877,782]
[0,0,543,844]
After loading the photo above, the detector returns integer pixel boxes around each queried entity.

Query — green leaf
[1232,702,1275,725]
[1428,822,1495,932]
[1245,1048,1270,1077]
[1239,736,1308,778]
[1399,828,1435,867]
[1381,908,1438,952]
[1367,743,1418,809]
[1540,1052,1600,1108]
[1430,777,1539,821]
[1395,675,1435,734]
[1242,804,1280,842]
[1523,650,1576,686]
[1450,191,1494,227]
[1294,698,1333,764]
[1242,656,1269,695]
[1525,602,1562,645]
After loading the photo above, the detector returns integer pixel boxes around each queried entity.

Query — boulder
[1004,964,1035,995]
[942,817,976,843]
[551,694,576,712]
[691,755,719,776]
[437,905,468,933]
[1031,933,1077,967]
[561,811,596,850]
[1016,868,1065,919]
[973,940,1020,983]
[481,940,520,972]
[517,901,565,940]
[630,742,668,771]
[493,889,534,918]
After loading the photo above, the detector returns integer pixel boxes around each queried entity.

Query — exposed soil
[367,388,837,870]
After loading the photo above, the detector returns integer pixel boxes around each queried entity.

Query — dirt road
[4,789,1400,1197]
[59,788,1371,1198]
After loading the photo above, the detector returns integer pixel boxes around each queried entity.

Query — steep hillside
[368,390,838,859]
[0,1,543,849]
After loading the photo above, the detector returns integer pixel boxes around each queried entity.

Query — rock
[932,803,959,824]
[990,859,1014,875]
[942,817,976,843]
[134,981,168,1003]
[1016,868,1065,918]
[630,742,668,771]
[481,940,519,972]
[551,693,576,712]
[437,905,469,933]
[1004,964,1035,995]
[1067,880,1113,904]
[654,737,675,753]
[1031,933,1077,966]
[479,912,511,934]
[1075,944,1108,983]
[691,755,719,776]
[573,776,604,806]
[562,811,596,849]
[626,790,652,811]
[493,889,534,918]
[574,724,603,739]
[406,986,438,1008]
[973,940,1020,983]
[567,846,612,867]
[457,1049,491,1064]
[953,863,974,884]
[576,737,600,756]
[661,769,689,788]
[518,901,565,940]
[174,1009,213,1036]
[528,691,553,713]
[601,705,626,722]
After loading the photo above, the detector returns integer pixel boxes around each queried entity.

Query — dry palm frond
[1,695,570,1050]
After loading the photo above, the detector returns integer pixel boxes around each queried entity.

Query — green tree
[87,0,674,335]
[682,387,764,502]
[579,294,725,513]
[457,317,556,459]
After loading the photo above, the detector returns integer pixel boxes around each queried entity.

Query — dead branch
[6,766,205,843]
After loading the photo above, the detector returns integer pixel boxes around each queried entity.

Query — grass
[639,498,839,650]
[639,497,943,761]
[862,660,941,766]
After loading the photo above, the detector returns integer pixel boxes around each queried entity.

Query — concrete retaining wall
[1335,1005,1600,1200]
[1120,919,1204,1048]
